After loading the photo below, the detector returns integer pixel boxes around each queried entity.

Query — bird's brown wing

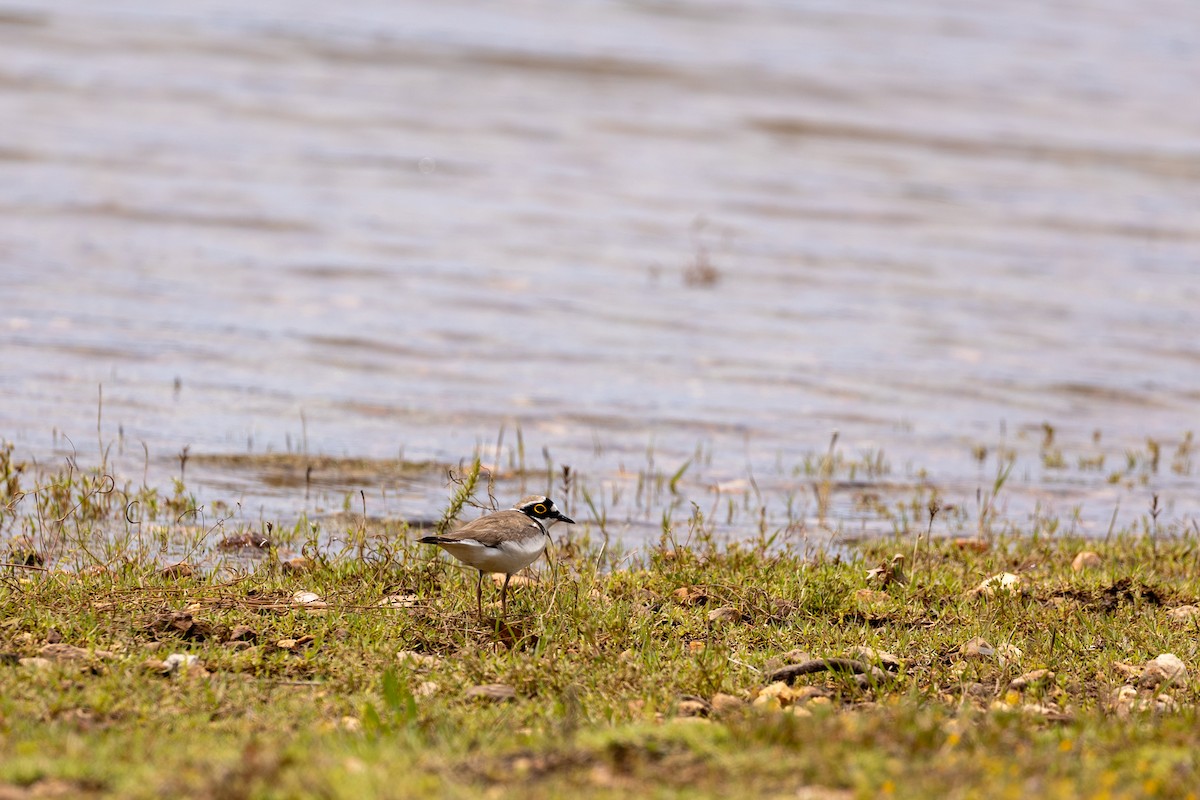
[438,510,541,547]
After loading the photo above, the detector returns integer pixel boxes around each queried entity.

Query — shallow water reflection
[2,1,1198,544]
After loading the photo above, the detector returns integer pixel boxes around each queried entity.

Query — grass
[2,443,1200,798]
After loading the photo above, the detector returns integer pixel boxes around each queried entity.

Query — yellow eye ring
[533,504,547,515]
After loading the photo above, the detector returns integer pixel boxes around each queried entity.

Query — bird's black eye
[533,503,547,515]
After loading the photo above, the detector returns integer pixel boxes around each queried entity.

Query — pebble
[672,586,708,606]
[753,681,796,708]
[1009,669,1055,691]
[158,562,194,579]
[994,643,1023,666]
[1166,605,1200,621]
[707,606,742,624]
[227,625,257,643]
[710,693,745,714]
[676,699,709,717]
[968,573,1022,598]
[1071,551,1102,571]
[282,557,316,574]
[39,643,115,661]
[845,646,902,671]
[960,637,995,660]
[1138,653,1187,689]
[1112,684,1179,716]
[163,653,199,674]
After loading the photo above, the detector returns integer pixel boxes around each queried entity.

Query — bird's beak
[555,511,575,524]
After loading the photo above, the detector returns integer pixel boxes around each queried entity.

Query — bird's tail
[417,536,449,545]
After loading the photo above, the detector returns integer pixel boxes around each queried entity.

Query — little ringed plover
[418,495,574,619]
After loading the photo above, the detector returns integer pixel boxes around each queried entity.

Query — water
[2,0,1198,544]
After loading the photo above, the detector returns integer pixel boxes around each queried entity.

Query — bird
[418,495,574,620]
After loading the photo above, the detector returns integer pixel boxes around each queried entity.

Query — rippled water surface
[2,0,1199,542]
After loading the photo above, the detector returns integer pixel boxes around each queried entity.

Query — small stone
[1167,605,1200,621]
[1113,684,1180,716]
[1152,694,1179,713]
[227,625,257,643]
[672,586,708,606]
[968,573,1022,598]
[962,682,993,699]
[1020,703,1065,719]
[142,659,169,674]
[466,683,517,702]
[292,591,323,605]
[1071,551,1103,571]
[676,699,709,717]
[19,657,52,670]
[276,638,299,651]
[994,643,1023,667]
[163,653,200,675]
[707,607,742,624]
[755,681,797,708]
[282,557,316,574]
[1009,669,1055,691]
[413,681,439,698]
[217,532,273,550]
[792,686,831,704]
[158,562,194,579]
[845,646,902,671]
[752,694,782,711]
[960,637,995,660]
[710,693,745,714]
[1113,661,1142,680]
[788,705,813,718]
[148,611,218,641]
[39,643,115,661]
[1139,653,1187,689]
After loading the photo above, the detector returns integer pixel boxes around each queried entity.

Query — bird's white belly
[438,535,548,575]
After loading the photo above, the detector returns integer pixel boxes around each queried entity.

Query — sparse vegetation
[1,435,1199,798]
